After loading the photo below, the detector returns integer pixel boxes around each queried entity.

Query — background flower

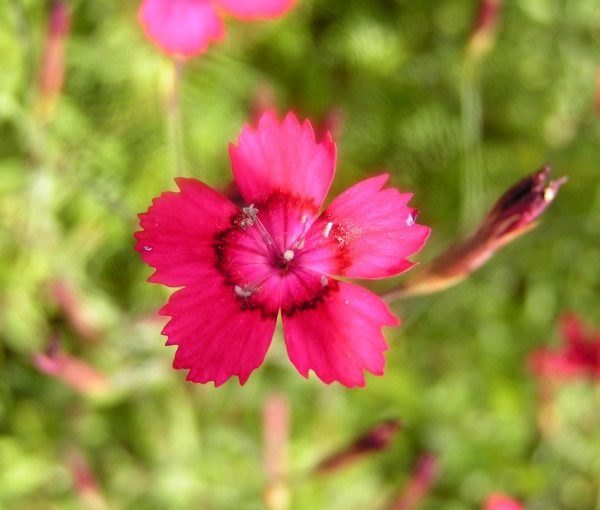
[530,314,600,381]
[484,493,524,510]
[138,0,296,58]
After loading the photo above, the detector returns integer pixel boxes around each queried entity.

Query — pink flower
[530,314,600,381]
[484,493,524,510]
[138,0,296,58]
[135,112,429,386]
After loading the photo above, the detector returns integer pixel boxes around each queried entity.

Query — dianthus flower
[484,493,524,510]
[135,112,429,386]
[530,314,600,381]
[138,0,296,58]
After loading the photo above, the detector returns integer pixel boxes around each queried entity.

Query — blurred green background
[1,0,600,508]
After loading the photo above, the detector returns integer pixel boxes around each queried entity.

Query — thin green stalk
[166,58,186,178]
[460,60,484,231]
[587,175,600,234]
[9,0,35,99]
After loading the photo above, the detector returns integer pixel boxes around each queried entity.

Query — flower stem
[460,60,484,230]
[263,393,290,510]
[10,0,35,98]
[166,58,186,178]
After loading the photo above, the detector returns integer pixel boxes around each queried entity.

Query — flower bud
[468,0,503,61]
[315,419,401,474]
[37,0,70,122]
[386,166,565,299]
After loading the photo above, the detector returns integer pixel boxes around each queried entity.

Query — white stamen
[239,204,258,229]
[320,275,328,287]
[323,221,333,238]
[543,187,556,202]
[283,249,294,261]
[143,245,152,251]
[293,213,311,250]
[242,204,259,219]
[234,285,254,298]
[406,213,415,227]
[240,203,276,248]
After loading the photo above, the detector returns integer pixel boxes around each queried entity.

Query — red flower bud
[482,165,566,242]
[468,0,503,60]
[66,450,108,510]
[385,166,565,300]
[33,336,108,396]
[315,419,402,474]
[37,0,71,121]
[390,454,439,510]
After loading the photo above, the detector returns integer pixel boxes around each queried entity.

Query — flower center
[213,193,322,316]
[235,203,302,272]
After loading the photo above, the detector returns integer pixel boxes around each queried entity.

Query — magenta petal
[135,178,238,287]
[485,494,524,510]
[138,0,225,58]
[162,283,277,386]
[298,174,430,279]
[282,280,398,387]
[229,111,336,208]
[215,0,296,20]
[530,349,579,379]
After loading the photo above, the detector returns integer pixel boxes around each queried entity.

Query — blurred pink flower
[138,0,296,58]
[530,314,600,381]
[484,493,524,510]
[34,349,108,396]
[596,69,600,115]
[135,111,429,386]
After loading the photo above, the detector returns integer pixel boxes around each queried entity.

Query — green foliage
[1,0,599,508]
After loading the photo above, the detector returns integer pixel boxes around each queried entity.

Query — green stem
[460,60,484,231]
[166,58,186,178]
[9,0,35,100]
